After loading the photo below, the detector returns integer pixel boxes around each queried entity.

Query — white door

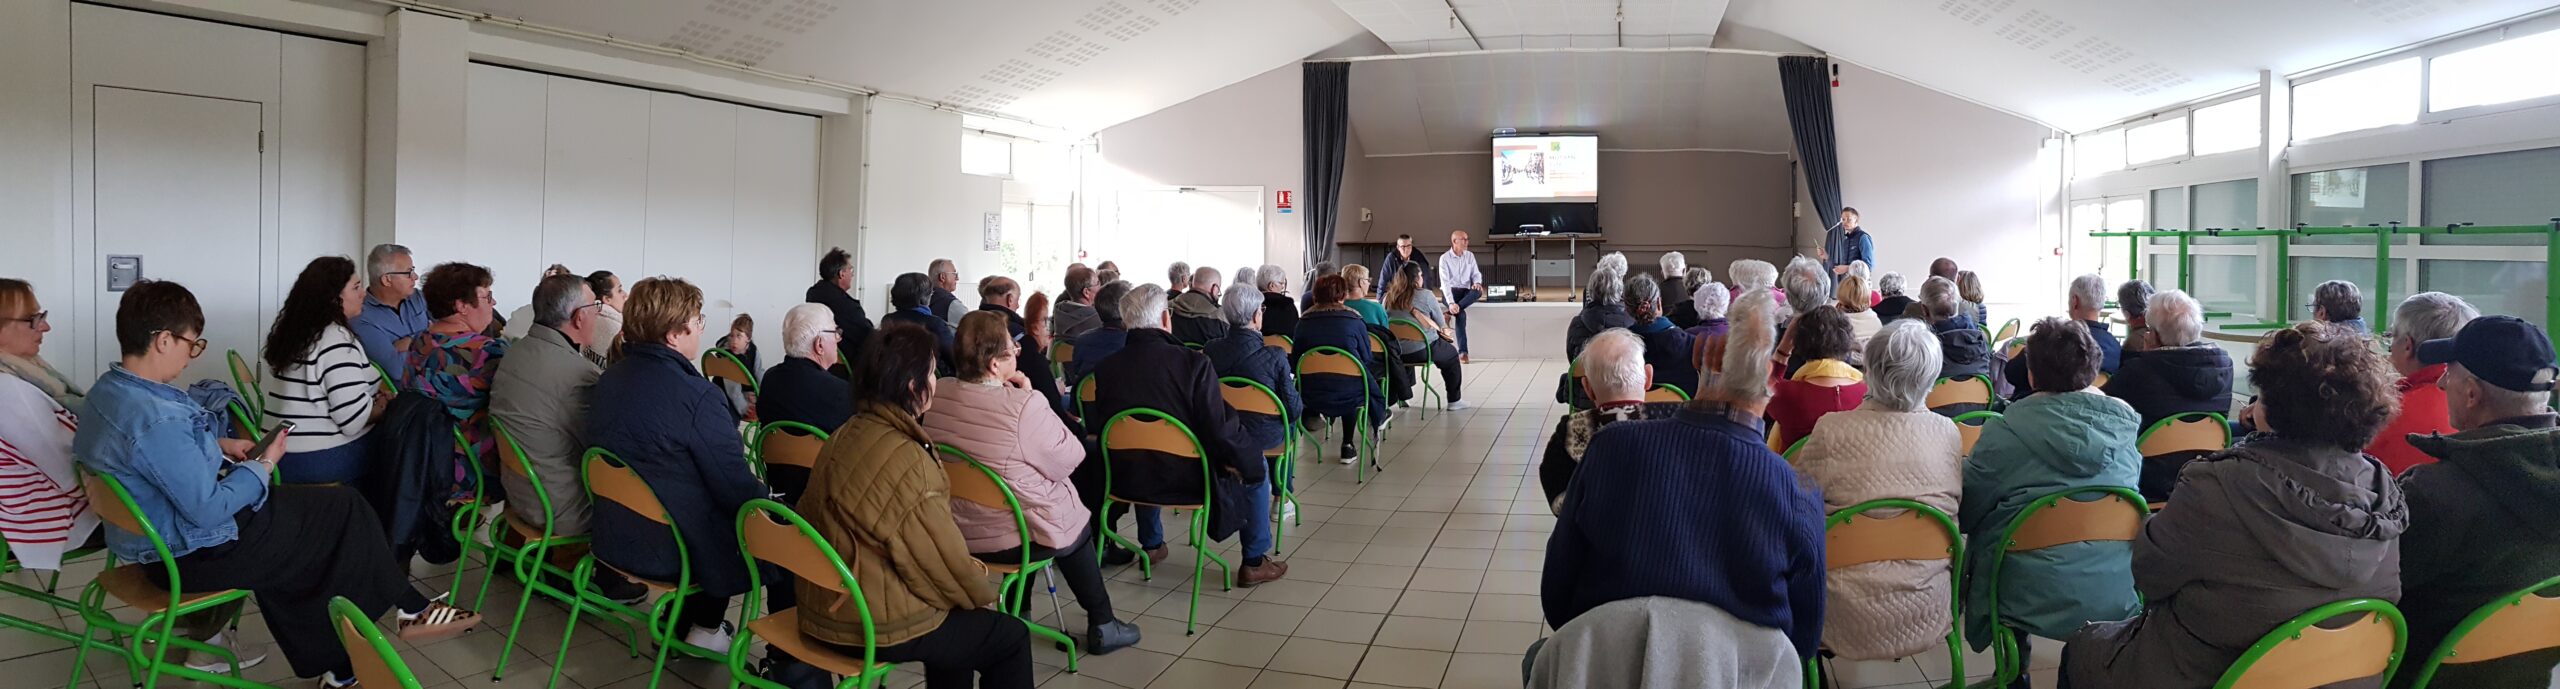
[1107,188,1265,289]
[92,87,265,386]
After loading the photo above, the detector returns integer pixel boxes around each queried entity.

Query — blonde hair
[953,310,1015,381]
[1340,264,1372,297]
[1835,274,1871,313]
[622,277,704,346]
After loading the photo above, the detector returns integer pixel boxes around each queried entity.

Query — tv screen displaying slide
[1492,135,1598,204]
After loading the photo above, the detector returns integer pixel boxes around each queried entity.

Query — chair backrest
[2000,337,2027,359]
[734,499,878,662]
[2093,372,2112,387]
[1926,376,1994,410]
[1298,346,1369,380]
[934,445,1038,574]
[753,421,830,470]
[1367,331,1388,355]
[487,417,558,522]
[1994,318,2021,342]
[1263,334,1291,353]
[226,401,261,443]
[81,471,150,542]
[332,596,424,689]
[2004,488,2146,552]
[1219,377,1286,417]
[1952,411,2001,456]
[2139,412,2231,458]
[1387,319,1428,345]
[2217,599,2406,689]
[1825,499,1961,570]
[1644,384,1689,403]
[1077,376,1098,403]
[2409,574,2560,687]
[584,449,671,526]
[1102,409,1207,458]
[1051,340,1077,366]
[701,349,759,393]
[226,350,261,411]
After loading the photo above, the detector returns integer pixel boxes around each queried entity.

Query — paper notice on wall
[983,212,1002,250]
[2304,169,2367,209]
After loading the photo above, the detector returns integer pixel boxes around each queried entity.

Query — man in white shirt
[1440,230,1486,364]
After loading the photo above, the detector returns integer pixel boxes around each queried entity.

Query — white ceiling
[1348,50,1791,154]
[1332,0,1731,53]
[427,0,1370,133]
[1723,0,2560,131]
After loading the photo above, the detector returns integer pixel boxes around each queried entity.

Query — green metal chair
[749,421,829,482]
[476,420,640,688]
[702,349,760,397]
[1385,319,1440,418]
[1782,435,1809,461]
[1814,499,1965,689]
[1097,408,1232,634]
[1050,340,1078,384]
[554,449,724,689]
[1972,486,2147,689]
[934,444,1080,673]
[224,350,261,425]
[0,538,100,647]
[64,470,259,689]
[1262,333,1293,354]
[329,596,426,689]
[2214,598,2406,689]
[2136,411,2231,505]
[1643,383,1689,402]
[1218,377,1301,549]
[2404,573,2560,688]
[1951,411,2002,457]
[1927,376,1997,418]
[373,361,399,395]
[1297,345,1380,483]
[729,499,897,689]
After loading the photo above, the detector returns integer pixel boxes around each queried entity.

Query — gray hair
[1706,288,1779,404]
[1919,276,1961,322]
[1684,265,1711,289]
[1167,262,1192,289]
[1729,259,1778,291]
[1848,260,1871,281]
[1597,252,1628,279]
[2451,362,2553,419]
[1877,271,1907,296]
[1659,252,1687,279]
[1221,283,1264,326]
[2314,279,2364,322]
[1578,328,1649,401]
[1190,266,1223,294]
[2393,292,2478,346]
[365,244,412,283]
[529,274,590,328]
[1123,283,1169,331]
[1624,274,1663,311]
[2148,290,2205,345]
[1585,264,1626,306]
[1862,319,1945,413]
[2069,274,2107,312]
[1256,263,1288,291]
[2117,280,2156,317]
[1782,256,1830,317]
[1233,266,1258,292]
[1693,282,1731,320]
[928,258,956,278]
[782,303,834,359]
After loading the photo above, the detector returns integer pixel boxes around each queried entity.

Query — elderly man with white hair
[1659,252,1691,307]
[1539,288,1828,666]
[1780,256,1831,321]
[1728,259,1778,298]
[2365,291,2478,474]
[2003,274,2122,402]
[1875,272,1915,324]
[1793,319,1961,661]
[1538,329,1681,513]
[754,303,854,505]
[1169,265,1228,345]
[2097,290,2232,499]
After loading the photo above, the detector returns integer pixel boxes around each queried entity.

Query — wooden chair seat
[96,565,236,614]
[596,559,681,594]
[1110,496,1205,510]
[746,609,894,678]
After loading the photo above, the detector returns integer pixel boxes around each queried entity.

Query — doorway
[90,87,265,386]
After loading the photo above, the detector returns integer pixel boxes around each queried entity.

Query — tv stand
[1495,231,1599,302]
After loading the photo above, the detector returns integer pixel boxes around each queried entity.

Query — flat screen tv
[1490,133,1600,236]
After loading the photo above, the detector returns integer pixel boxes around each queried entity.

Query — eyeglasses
[576,301,607,312]
[382,271,415,280]
[155,330,209,358]
[2,311,45,327]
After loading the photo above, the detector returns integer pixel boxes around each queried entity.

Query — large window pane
[2292,164,2410,244]
[2075,128,2125,178]
[2294,58,2420,140]
[2126,116,2188,165]
[2420,260,2548,327]
[2424,147,2560,245]
[2290,256,2382,320]
[2147,187,2188,244]
[2430,28,2560,112]
[2104,197,2147,231]
[961,132,1011,177]
[2191,178,2259,244]
[2191,254,2259,315]
[2193,96,2260,155]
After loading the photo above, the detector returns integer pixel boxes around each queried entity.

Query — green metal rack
[2089,223,2560,335]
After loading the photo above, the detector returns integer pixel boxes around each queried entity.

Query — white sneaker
[684,621,736,651]
[1274,502,1297,522]
[315,671,356,688]
[1447,400,1474,411]
[183,632,267,673]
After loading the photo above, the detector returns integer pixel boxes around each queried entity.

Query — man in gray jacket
[1051,264,1102,340]
[489,274,605,537]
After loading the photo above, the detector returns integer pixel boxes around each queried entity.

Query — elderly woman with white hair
[1658,252,1691,307]
[1793,319,1962,661]
[1686,283,1733,381]
[1255,262,1299,337]
[2100,290,2233,500]
[2366,292,2479,474]
[1875,272,1916,324]
[1565,264,1635,362]
[1206,283,1305,470]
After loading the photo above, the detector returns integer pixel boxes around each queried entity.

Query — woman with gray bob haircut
[1782,256,1831,320]
[2099,289,2234,440]
[1789,318,1962,659]
[1565,261,1636,362]
[2312,279,2368,334]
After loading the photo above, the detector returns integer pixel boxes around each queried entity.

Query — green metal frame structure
[1384,319,1440,418]
[65,470,260,689]
[329,595,428,689]
[1218,376,1303,550]
[932,443,1082,673]
[1813,499,1967,689]
[748,420,831,481]
[558,448,727,689]
[2404,573,2560,688]
[474,421,642,689]
[1095,407,1232,635]
[730,499,898,689]
[2212,598,2406,689]
[2091,223,2560,335]
[1967,486,2147,689]
[1297,345,1382,483]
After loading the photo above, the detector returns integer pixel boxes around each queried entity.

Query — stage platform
[1461,301,1578,361]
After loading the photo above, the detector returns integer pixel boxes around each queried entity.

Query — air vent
[761,0,835,34]
[704,0,770,21]
[717,34,785,65]
[2051,36,2133,74]
[1937,0,2015,26]
[1076,1,1134,34]
[1993,10,2072,51]
[662,20,731,54]
[2103,60,2192,96]
[1151,0,1199,16]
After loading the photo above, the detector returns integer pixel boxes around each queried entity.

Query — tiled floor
[0,359,2061,688]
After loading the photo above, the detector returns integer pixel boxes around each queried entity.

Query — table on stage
[1457,301,1579,361]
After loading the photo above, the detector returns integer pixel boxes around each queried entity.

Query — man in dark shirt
[803,248,875,370]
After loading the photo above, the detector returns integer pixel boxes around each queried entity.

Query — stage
[1459,301,1579,361]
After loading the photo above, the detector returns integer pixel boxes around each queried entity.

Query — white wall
[858,99,1004,308]
[1090,61,1306,270]
[1834,61,2067,320]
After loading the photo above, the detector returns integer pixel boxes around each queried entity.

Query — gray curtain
[1779,56,1845,266]
[1303,61,1350,271]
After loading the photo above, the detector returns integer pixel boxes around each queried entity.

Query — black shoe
[758,656,830,689]
[1086,620,1141,655]
[1102,546,1138,567]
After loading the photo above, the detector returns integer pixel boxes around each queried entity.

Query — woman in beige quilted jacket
[1790,319,1965,660]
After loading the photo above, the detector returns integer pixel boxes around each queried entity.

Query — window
[2104,197,2147,231]
[961,131,1012,177]
[2430,28,2560,112]
[2424,147,2560,245]
[2421,260,2548,327]
[2189,178,2259,238]
[2074,128,2125,178]
[2291,163,2409,244]
[2125,116,2188,165]
[2192,96,2260,155]
[2293,58,2420,140]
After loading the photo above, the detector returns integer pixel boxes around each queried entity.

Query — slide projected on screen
[1492,135,1598,203]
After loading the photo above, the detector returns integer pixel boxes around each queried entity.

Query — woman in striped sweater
[262,257,390,485]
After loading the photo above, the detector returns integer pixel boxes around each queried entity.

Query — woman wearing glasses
[261,257,392,485]
[404,262,510,500]
[757,303,854,501]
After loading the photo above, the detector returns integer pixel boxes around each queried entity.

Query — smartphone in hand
[240,420,296,463]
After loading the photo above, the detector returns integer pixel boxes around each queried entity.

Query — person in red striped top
[0,279,96,571]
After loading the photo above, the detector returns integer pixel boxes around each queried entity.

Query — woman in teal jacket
[1958,319,2143,687]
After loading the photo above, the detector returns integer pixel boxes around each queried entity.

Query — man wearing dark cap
[2393,315,2560,688]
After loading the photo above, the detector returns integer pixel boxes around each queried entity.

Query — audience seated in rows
[800,325,1030,689]
[77,280,478,687]
[352,244,431,379]
[756,304,853,503]
[2392,315,2560,687]
[1564,262,1633,362]
[1538,287,1827,667]
[1051,264,1102,341]
[1874,272,1915,326]
[2003,275,2120,402]
[1383,261,1468,409]
[586,277,779,653]
[1064,281,1133,388]
[1085,285,1287,583]
[1295,276,1393,465]
[885,272,957,364]
[2367,292,2478,474]
[927,258,967,326]
[2314,279,2371,335]
[1838,274,1882,357]
[404,262,508,496]
[261,257,388,485]
[1537,329,1682,513]
[1169,266,1227,346]
[1206,284,1304,468]
[488,274,607,535]
[1768,305,1865,452]
[581,271,627,361]
[1792,319,1963,661]
[1960,318,2141,673]
[2100,289,2233,431]
[1921,276,1991,381]
[1254,264,1298,339]
[1623,275,1696,398]
[2115,280,2155,354]
[921,312,1142,655]
[2064,322,2407,688]
[805,248,876,365]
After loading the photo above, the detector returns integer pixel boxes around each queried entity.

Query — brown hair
[421,262,493,320]
[2251,322,2400,449]
[953,310,1016,381]
[2024,317,2098,393]
[852,324,939,415]
[0,279,34,320]
[979,275,1019,302]
[1791,305,1856,362]
[1340,264,1372,297]
[1835,274,1871,313]
[1024,292,1052,343]
[1929,257,1959,281]
[114,280,205,357]
[729,314,754,334]
[622,276,704,347]
[1308,275,1350,307]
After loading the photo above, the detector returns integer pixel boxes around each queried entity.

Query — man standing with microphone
[1819,206,1875,276]
[1440,230,1485,364]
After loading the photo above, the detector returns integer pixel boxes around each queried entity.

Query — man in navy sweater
[1538,289,1829,664]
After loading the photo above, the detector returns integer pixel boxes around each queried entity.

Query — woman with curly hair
[261,256,390,484]
[2062,322,2407,689]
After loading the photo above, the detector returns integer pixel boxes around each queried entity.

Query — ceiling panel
[1348,50,1793,155]
[1333,0,1730,52]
